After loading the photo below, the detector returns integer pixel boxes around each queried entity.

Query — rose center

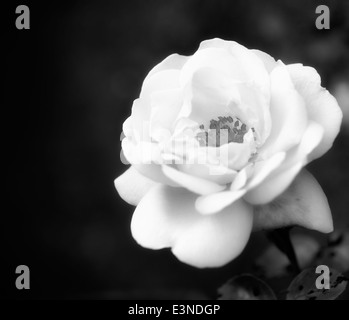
[196,116,250,147]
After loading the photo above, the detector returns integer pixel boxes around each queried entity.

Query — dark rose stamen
[196,116,250,147]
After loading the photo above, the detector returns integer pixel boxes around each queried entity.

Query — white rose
[115,38,342,268]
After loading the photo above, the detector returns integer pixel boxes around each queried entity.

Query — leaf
[218,274,277,300]
[286,267,348,300]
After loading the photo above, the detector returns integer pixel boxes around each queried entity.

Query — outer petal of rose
[131,184,254,268]
[114,166,158,206]
[127,55,188,140]
[122,138,179,187]
[251,49,277,74]
[162,165,226,195]
[195,38,270,97]
[149,88,183,141]
[146,53,189,79]
[180,47,239,86]
[140,69,181,99]
[131,81,182,142]
[253,170,333,233]
[128,98,151,142]
[122,116,133,138]
[122,137,161,165]
[287,63,343,161]
[244,122,324,205]
[131,69,182,140]
[259,61,308,157]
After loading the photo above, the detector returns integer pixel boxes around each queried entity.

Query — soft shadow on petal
[114,166,158,206]
[131,184,253,268]
[287,64,343,161]
[253,170,333,233]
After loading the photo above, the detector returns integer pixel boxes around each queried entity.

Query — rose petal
[177,162,237,185]
[149,88,183,141]
[129,98,151,142]
[287,63,343,161]
[244,122,324,205]
[251,49,277,74]
[230,165,252,191]
[253,170,333,233]
[181,47,241,86]
[181,41,272,144]
[131,184,253,267]
[122,138,161,165]
[141,69,181,99]
[212,140,253,171]
[162,164,226,195]
[235,82,271,145]
[194,39,270,97]
[244,161,303,205]
[246,152,286,190]
[146,53,189,79]
[179,67,241,126]
[114,166,158,206]
[195,189,247,215]
[122,116,133,138]
[259,61,308,157]
[122,138,179,187]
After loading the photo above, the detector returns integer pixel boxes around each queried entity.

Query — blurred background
[3,0,349,299]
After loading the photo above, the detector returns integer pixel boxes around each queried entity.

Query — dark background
[3,0,349,299]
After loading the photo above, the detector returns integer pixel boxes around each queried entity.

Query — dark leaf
[286,267,348,300]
